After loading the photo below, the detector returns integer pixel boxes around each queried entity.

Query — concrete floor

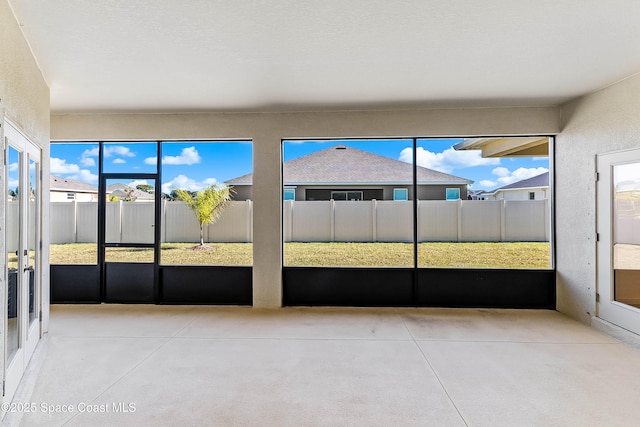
[7,305,640,426]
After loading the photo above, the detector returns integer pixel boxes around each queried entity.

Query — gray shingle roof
[227,145,472,185]
[50,175,98,193]
[487,171,549,193]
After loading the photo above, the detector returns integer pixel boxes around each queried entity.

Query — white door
[597,148,640,336]
[4,120,41,404]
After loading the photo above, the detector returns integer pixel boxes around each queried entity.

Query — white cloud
[8,162,18,172]
[492,167,549,186]
[79,145,134,166]
[492,167,510,177]
[104,146,135,158]
[51,157,80,174]
[8,178,19,189]
[128,180,149,188]
[81,147,99,158]
[478,180,497,189]
[161,174,217,194]
[399,147,500,173]
[68,169,99,184]
[79,147,99,167]
[112,158,126,164]
[80,157,95,167]
[146,147,202,166]
[163,147,201,165]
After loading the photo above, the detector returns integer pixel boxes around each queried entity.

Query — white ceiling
[8,0,640,113]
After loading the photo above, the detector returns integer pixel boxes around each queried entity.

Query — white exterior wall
[557,73,640,324]
[486,188,548,201]
[50,191,97,202]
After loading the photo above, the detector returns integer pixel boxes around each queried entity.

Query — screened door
[597,148,640,335]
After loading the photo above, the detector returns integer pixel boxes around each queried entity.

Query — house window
[66,193,75,200]
[445,188,460,200]
[529,192,535,200]
[393,188,408,201]
[283,188,295,201]
[331,191,363,201]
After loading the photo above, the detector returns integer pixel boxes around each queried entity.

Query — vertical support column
[252,134,282,308]
[40,128,51,333]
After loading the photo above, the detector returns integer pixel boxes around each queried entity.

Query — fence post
[500,199,506,242]
[372,199,377,242]
[545,198,550,242]
[73,199,78,243]
[244,201,251,243]
[457,199,462,242]
[161,199,167,243]
[330,199,335,242]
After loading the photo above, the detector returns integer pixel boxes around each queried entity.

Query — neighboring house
[468,190,486,200]
[50,175,99,202]
[106,183,155,202]
[226,144,473,201]
[482,172,549,201]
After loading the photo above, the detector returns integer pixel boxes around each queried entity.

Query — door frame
[596,147,640,335]
[3,119,42,404]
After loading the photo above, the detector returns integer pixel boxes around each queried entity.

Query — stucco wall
[0,1,49,144]
[52,107,560,308]
[557,72,640,324]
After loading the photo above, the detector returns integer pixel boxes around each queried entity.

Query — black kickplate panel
[160,266,252,305]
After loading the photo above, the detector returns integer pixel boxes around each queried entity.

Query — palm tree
[174,184,233,248]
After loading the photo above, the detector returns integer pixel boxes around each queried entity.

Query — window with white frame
[393,188,408,201]
[284,188,296,201]
[445,188,460,200]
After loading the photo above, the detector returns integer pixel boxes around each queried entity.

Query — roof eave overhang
[454,137,549,158]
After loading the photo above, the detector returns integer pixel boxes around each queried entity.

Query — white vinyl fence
[284,200,550,242]
[48,199,551,245]
[49,200,253,245]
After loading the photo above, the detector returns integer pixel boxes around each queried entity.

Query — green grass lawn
[48,241,551,269]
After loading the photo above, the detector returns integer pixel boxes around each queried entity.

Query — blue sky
[47,139,549,193]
